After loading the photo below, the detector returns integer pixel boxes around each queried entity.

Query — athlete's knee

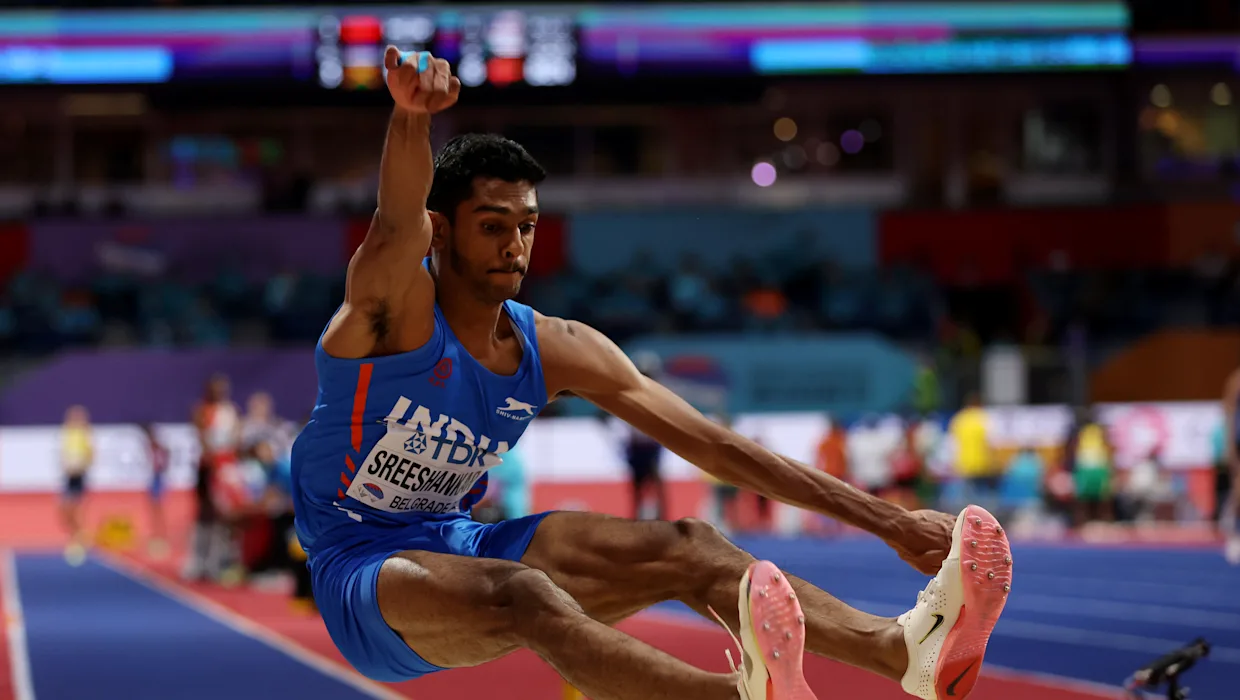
[672,517,736,561]
[670,517,753,597]
[498,568,584,643]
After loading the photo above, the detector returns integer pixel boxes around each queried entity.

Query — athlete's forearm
[714,438,911,540]
[376,108,433,232]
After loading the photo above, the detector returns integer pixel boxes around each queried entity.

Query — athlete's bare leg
[521,513,909,682]
[377,551,742,700]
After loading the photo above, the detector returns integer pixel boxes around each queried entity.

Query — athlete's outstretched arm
[538,316,954,575]
[322,48,461,359]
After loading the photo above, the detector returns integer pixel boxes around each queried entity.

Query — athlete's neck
[434,278,512,352]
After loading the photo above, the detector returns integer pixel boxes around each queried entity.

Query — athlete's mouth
[488,268,526,276]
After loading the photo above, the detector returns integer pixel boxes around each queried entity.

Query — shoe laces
[707,605,744,674]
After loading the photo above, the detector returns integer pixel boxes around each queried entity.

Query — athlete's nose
[500,227,526,262]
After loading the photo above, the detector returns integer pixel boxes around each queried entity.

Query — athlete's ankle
[882,617,910,682]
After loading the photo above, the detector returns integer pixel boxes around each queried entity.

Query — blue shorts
[308,511,551,682]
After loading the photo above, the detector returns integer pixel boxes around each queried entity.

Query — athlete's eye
[519,223,536,235]
[481,222,499,233]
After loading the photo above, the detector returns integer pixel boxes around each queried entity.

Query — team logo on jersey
[404,427,428,455]
[496,397,537,421]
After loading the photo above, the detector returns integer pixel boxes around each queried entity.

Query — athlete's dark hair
[427,133,546,221]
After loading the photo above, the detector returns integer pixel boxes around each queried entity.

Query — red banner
[0,223,29,283]
[879,207,1169,284]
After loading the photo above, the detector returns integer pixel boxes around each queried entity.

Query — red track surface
[2,492,1123,700]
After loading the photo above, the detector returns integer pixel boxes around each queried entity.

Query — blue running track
[9,540,1240,699]
[12,553,379,700]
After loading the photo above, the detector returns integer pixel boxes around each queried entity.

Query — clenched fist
[384,46,461,115]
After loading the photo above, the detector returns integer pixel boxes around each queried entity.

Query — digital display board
[313,8,577,90]
[0,2,1131,87]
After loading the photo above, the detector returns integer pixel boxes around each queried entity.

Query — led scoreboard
[313,9,576,91]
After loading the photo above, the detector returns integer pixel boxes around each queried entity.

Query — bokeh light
[773,117,798,142]
[1150,84,1172,108]
[841,130,865,154]
[750,161,777,187]
[1211,83,1232,107]
[816,142,840,167]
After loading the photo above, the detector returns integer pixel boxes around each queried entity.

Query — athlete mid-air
[289,48,1013,700]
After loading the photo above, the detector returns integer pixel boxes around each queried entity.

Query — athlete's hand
[384,46,461,114]
[884,509,956,576]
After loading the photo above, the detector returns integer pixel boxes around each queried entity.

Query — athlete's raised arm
[322,47,461,359]
[538,314,956,575]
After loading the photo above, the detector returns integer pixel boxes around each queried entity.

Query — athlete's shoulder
[533,313,639,398]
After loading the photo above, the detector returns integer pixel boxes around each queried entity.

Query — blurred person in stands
[1211,413,1229,527]
[847,414,896,497]
[184,373,240,582]
[886,421,924,510]
[910,414,945,511]
[59,404,94,566]
[1220,368,1240,562]
[242,391,297,459]
[621,353,667,520]
[142,423,170,558]
[812,416,849,535]
[241,439,297,586]
[948,393,996,513]
[1120,446,1174,524]
[999,447,1044,531]
[1070,409,1114,526]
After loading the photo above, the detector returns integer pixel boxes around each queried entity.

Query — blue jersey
[290,299,547,557]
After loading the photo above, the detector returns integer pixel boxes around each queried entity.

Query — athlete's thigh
[376,549,550,669]
[520,512,745,624]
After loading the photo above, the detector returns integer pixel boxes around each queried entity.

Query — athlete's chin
[487,281,522,301]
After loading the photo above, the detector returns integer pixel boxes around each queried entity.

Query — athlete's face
[434,177,537,303]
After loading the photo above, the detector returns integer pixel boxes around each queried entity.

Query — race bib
[345,398,508,515]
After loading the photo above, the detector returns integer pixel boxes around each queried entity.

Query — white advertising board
[0,402,1222,493]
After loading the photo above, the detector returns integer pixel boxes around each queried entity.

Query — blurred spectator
[59,404,94,566]
[999,447,1045,526]
[847,415,897,496]
[241,391,297,458]
[813,416,849,483]
[886,424,924,510]
[1121,447,1175,523]
[1212,416,1230,528]
[143,423,170,558]
[185,373,241,583]
[622,353,667,521]
[1070,409,1115,526]
[948,393,997,512]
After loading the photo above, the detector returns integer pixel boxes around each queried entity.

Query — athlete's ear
[428,211,449,251]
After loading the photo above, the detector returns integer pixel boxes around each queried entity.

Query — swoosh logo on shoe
[918,614,944,644]
[946,661,976,696]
